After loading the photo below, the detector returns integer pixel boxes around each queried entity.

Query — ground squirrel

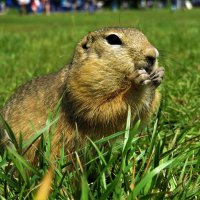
[0,28,164,162]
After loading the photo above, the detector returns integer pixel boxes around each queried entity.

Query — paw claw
[128,69,151,85]
[150,67,165,87]
[143,80,151,85]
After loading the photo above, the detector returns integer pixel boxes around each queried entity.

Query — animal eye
[106,34,122,45]
[82,43,88,50]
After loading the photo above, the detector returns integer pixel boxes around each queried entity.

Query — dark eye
[106,34,122,45]
[82,43,88,50]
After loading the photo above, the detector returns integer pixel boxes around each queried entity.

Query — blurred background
[0,0,198,15]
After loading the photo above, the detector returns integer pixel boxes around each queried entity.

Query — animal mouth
[144,64,154,74]
[145,56,157,74]
[136,58,156,75]
[136,62,154,75]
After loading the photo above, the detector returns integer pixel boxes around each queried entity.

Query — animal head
[72,28,159,74]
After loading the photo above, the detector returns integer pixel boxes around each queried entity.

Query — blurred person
[60,0,72,11]
[171,0,186,10]
[0,0,5,13]
[71,0,76,10]
[96,0,103,10]
[17,0,31,14]
[31,0,41,13]
[171,0,177,10]
[140,0,154,8]
[121,0,129,9]
[140,0,146,8]
[147,0,153,8]
[50,0,60,11]
[111,0,118,11]
[84,0,96,13]
[88,0,96,13]
[41,0,50,14]
[176,0,182,8]
[76,0,84,10]
[185,0,193,9]
[6,0,14,8]
[158,0,167,8]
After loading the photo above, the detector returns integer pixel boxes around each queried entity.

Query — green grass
[0,9,200,199]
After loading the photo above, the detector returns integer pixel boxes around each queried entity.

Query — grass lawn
[0,9,200,199]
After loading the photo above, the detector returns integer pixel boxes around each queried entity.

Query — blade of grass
[80,175,89,200]
[130,159,175,199]
[123,105,131,152]
[87,137,107,166]
[0,114,18,150]
[7,147,39,175]
[22,117,58,150]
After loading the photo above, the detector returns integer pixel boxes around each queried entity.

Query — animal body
[0,28,164,162]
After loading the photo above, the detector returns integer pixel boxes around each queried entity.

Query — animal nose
[145,47,159,66]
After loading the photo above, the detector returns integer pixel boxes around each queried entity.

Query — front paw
[150,67,165,87]
[126,69,151,86]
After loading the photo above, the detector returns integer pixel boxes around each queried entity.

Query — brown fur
[0,28,164,162]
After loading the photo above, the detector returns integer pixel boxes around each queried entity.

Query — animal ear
[81,37,89,50]
[81,34,94,50]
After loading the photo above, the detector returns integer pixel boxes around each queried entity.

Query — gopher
[0,28,164,162]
